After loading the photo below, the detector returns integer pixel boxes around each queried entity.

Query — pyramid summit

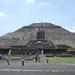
[29,23,56,27]
[23,22,60,28]
[0,22,75,50]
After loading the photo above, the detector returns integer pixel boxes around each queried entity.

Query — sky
[0,0,75,36]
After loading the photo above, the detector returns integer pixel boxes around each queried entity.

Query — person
[5,56,10,65]
[22,59,24,66]
[38,55,40,63]
[47,59,48,63]
[7,59,10,65]
[0,55,2,60]
[35,57,37,63]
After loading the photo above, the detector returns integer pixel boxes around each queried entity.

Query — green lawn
[67,48,75,51]
[46,57,75,64]
[9,57,24,59]
[5,56,24,60]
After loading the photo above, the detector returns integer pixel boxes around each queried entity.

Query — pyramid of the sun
[0,23,75,49]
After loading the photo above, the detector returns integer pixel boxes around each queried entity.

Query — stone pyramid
[0,23,75,49]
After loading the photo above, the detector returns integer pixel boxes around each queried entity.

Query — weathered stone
[0,23,75,49]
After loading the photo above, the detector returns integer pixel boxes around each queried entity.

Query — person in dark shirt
[22,59,24,66]
[47,59,48,63]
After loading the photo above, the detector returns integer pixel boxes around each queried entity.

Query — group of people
[6,54,49,65]
[35,54,49,63]
[35,54,40,63]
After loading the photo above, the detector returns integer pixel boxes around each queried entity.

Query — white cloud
[0,12,6,17]
[26,0,35,3]
[73,26,75,29]
[71,26,75,32]
[40,2,48,6]
[65,26,75,32]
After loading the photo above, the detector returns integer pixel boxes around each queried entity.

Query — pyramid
[0,23,75,49]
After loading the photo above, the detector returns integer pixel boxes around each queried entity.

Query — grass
[67,48,75,51]
[46,56,75,64]
[8,56,24,60]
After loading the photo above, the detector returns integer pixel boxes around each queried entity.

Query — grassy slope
[47,57,75,64]
[67,48,75,51]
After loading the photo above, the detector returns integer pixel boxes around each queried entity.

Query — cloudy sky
[0,0,75,36]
